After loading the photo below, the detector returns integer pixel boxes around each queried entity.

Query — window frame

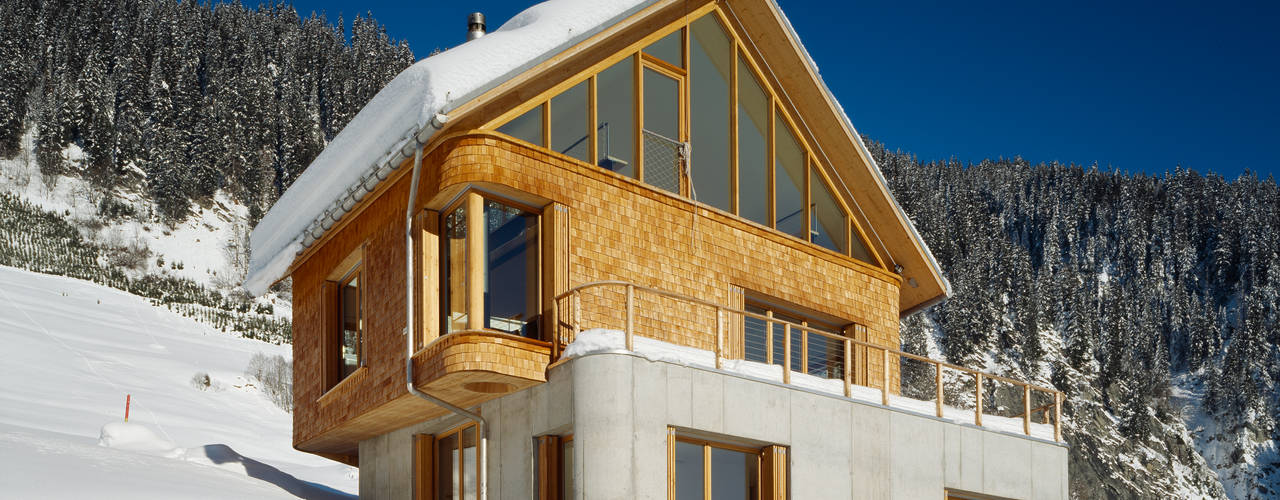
[438,189,545,339]
[482,5,886,270]
[322,245,366,393]
[429,422,481,500]
[667,429,788,500]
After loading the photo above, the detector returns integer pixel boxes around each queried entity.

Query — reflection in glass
[596,59,635,177]
[436,433,458,500]
[562,439,574,499]
[551,81,589,162]
[850,223,877,265]
[810,168,847,254]
[461,427,477,500]
[643,68,681,194]
[443,206,467,333]
[743,304,770,364]
[484,200,540,338]
[774,115,805,238]
[643,29,683,68]
[497,104,543,146]
[340,270,361,378]
[674,441,704,500]
[737,58,769,226]
[689,15,732,212]
[711,447,757,499]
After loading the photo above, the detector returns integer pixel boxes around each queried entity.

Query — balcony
[553,281,1063,443]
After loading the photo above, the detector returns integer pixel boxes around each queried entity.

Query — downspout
[404,114,489,500]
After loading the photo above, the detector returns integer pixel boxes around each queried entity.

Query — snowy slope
[0,265,354,498]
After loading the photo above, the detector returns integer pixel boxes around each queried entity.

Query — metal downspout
[404,117,489,500]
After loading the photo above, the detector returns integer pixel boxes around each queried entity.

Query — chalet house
[244,0,1069,498]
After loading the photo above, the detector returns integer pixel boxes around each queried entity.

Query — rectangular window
[435,423,479,500]
[596,58,635,177]
[736,57,770,227]
[498,103,545,147]
[643,66,683,194]
[483,199,540,337]
[669,432,786,500]
[742,298,847,381]
[688,15,732,212]
[551,80,590,163]
[535,434,573,500]
[339,267,362,379]
[773,114,805,239]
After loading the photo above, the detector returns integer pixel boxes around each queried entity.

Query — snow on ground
[564,328,1057,441]
[0,265,354,498]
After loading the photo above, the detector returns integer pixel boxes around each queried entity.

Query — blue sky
[288,0,1280,180]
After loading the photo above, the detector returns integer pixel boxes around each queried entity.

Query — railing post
[1023,384,1032,436]
[714,307,724,370]
[782,324,791,385]
[625,284,634,352]
[765,311,774,365]
[1053,391,1062,442]
[843,338,852,397]
[974,372,983,427]
[881,348,890,407]
[935,363,944,418]
[572,290,581,342]
[801,330,809,376]
[1044,406,1051,424]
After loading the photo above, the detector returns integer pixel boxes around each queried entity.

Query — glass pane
[484,200,540,338]
[498,104,543,146]
[596,59,635,177]
[436,433,458,500]
[444,206,468,333]
[850,223,876,264]
[711,447,756,500]
[689,15,732,212]
[340,273,361,378]
[643,68,681,194]
[737,58,769,226]
[674,441,704,500]
[551,81,589,162]
[743,304,770,364]
[810,169,847,253]
[562,440,574,499]
[774,115,805,238]
[644,29,683,68]
[461,427,477,500]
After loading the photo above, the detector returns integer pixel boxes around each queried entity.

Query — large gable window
[488,9,884,269]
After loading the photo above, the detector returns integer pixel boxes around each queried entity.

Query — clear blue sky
[287,0,1280,180]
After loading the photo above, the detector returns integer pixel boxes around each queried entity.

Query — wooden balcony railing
[552,281,1063,443]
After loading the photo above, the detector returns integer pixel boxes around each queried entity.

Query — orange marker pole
[125,394,131,422]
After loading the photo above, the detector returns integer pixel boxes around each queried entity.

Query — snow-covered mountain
[0,265,357,498]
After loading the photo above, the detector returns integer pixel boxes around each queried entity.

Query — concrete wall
[359,352,1068,499]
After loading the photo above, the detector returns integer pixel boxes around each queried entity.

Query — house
[243,0,1069,498]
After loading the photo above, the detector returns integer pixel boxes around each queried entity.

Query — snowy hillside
[0,265,356,498]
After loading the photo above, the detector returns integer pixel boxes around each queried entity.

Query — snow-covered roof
[244,0,949,308]
[244,0,656,295]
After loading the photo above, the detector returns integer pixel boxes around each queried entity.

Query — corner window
[441,191,542,338]
[669,431,788,499]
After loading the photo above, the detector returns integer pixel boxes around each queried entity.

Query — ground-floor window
[669,430,787,499]
[436,423,479,500]
[535,434,573,499]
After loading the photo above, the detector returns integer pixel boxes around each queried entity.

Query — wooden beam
[413,434,434,500]
[465,192,485,330]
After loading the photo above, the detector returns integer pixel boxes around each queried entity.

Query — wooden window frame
[667,429,788,500]
[438,189,545,338]
[321,245,365,392]
[431,422,481,500]
[481,5,888,269]
[535,434,574,500]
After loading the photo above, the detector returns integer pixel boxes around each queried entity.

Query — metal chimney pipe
[467,12,486,41]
